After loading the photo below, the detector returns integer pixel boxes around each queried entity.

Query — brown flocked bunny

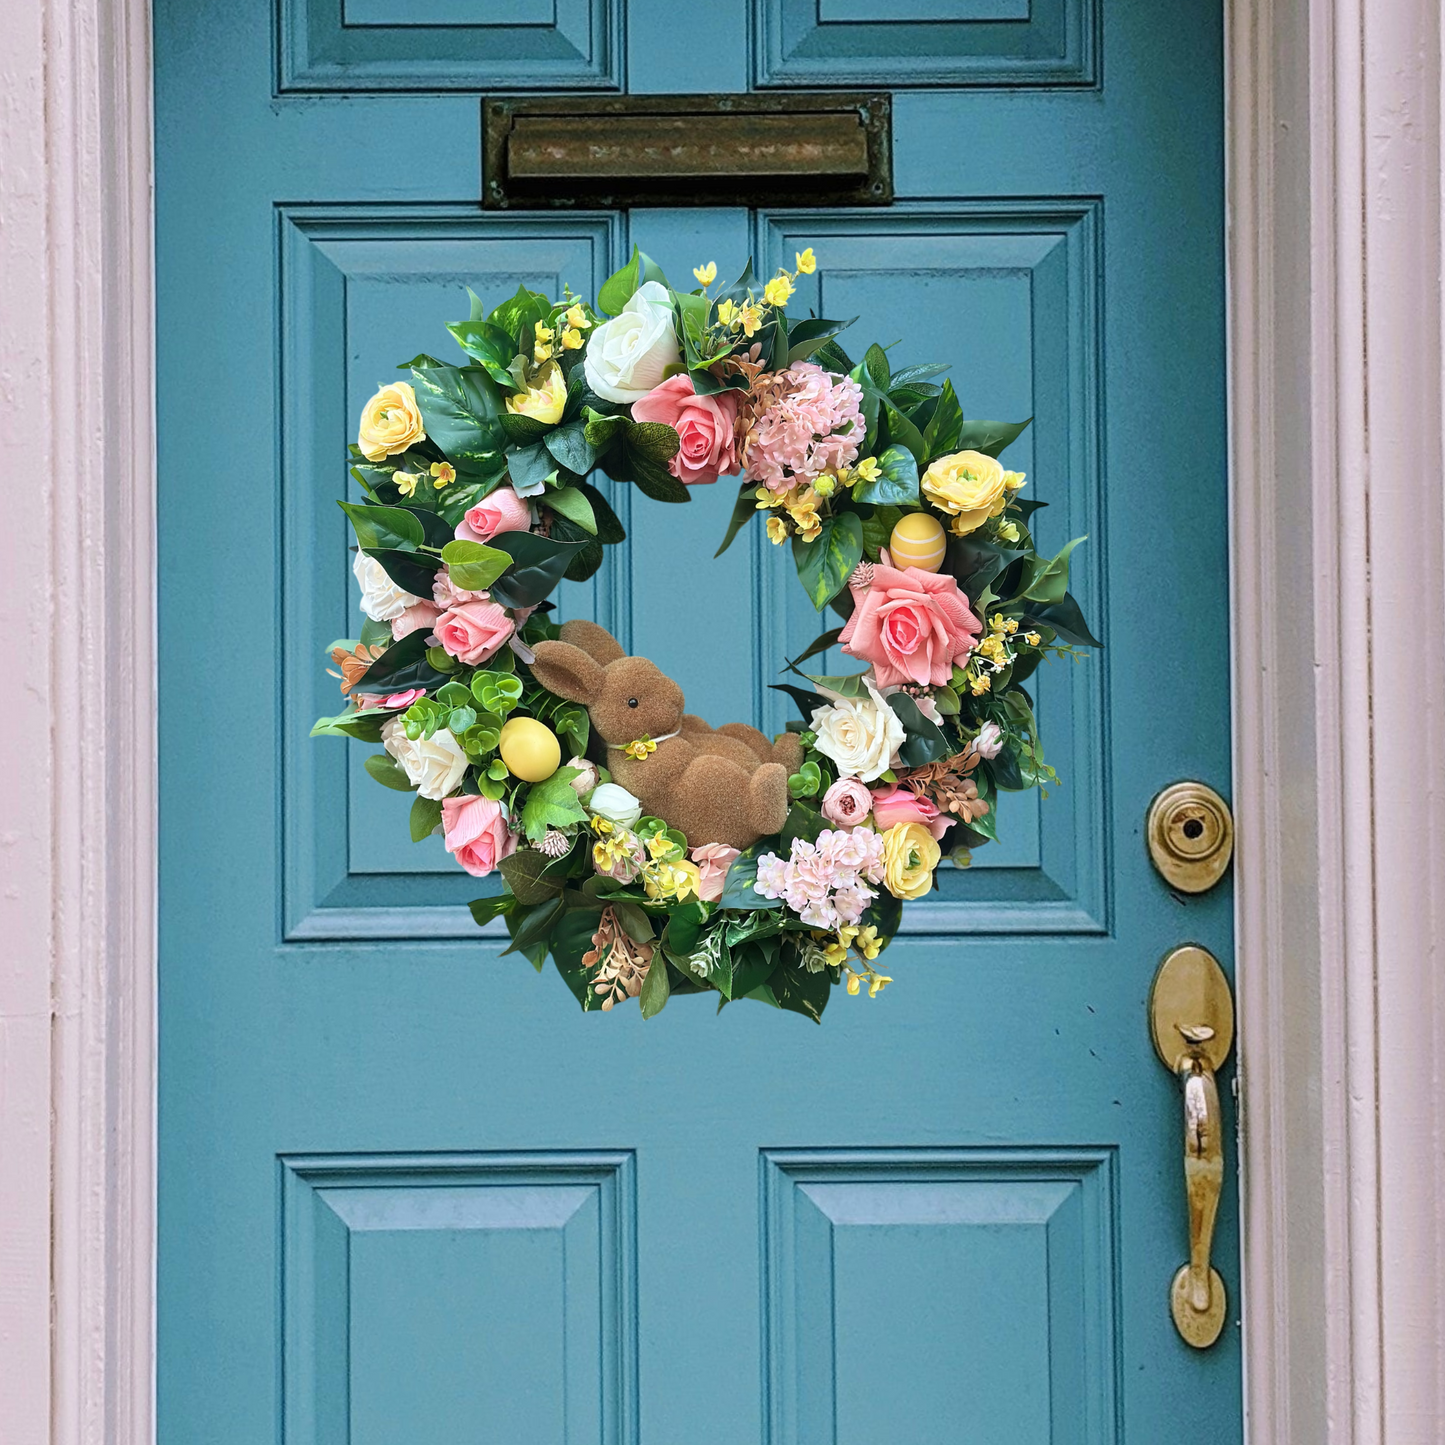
[530,620,803,850]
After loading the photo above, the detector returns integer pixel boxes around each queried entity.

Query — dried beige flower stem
[580,906,655,1011]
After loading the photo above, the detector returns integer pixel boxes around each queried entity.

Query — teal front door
[156,3,1240,1440]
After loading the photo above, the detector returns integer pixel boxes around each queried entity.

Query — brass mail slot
[482,94,892,210]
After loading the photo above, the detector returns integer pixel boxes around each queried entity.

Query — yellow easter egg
[498,716,561,783]
[888,511,947,572]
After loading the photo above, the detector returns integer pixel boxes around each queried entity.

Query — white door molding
[4,0,1443,1442]
[0,0,156,1441]
[1228,0,1445,1439]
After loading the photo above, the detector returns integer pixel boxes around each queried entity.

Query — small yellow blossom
[846,970,862,995]
[786,486,824,544]
[970,672,992,696]
[813,474,836,498]
[868,972,893,998]
[564,303,590,331]
[996,520,1020,543]
[533,319,555,363]
[430,461,456,489]
[1003,470,1027,492]
[394,471,420,497]
[767,516,791,545]
[645,831,678,862]
[1005,618,1019,634]
[795,248,817,275]
[693,261,718,287]
[717,299,739,329]
[763,274,794,307]
[1025,631,1041,646]
[853,456,881,483]
[738,302,764,337]
[590,814,614,835]
[853,925,882,961]
[643,858,701,904]
[755,486,786,511]
[622,736,657,761]
[561,327,584,350]
[978,636,1005,661]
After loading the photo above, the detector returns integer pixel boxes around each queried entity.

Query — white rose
[354,550,423,622]
[973,721,1004,759]
[587,782,642,827]
[583,282,681,403]
[382,716,468,800]
[566,756,600,797]
[810,677,906,783]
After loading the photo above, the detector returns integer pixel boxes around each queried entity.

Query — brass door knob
[1147,782,1234,892]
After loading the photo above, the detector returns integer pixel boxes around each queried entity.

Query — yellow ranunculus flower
[505,361,567,425]
[881,821,941,900]
[358,382,426,462]
[921,449,1010,536]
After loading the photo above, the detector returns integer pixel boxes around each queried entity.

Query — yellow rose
[358,382,425,462]
[921,449,1009,536]
[881,822,941,900]
[505,361,567,426]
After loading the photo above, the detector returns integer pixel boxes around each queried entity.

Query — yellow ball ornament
[498,716,561,783]
[888,512,947,572]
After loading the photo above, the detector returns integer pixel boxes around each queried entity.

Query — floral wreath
[313,247,1099,1022]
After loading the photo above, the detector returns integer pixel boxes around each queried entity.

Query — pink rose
[355,687,426,711]
[870,785,952,841]
[390,598,441,640]
[690,842,741,902]
[820,777,873,827]
[630,374,741,486]
[454,485,533,545]
[432,599,514,665]
[839,563,982,688]
[440,794,519,878]
[433,570,485,609]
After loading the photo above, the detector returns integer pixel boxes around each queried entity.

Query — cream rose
[381,716,468,801]
[358,381,426,462]
[353,550,424,622]
[881,821,941,900]
[583,282,681,403]
[921,450,1010,536]
[809,676,906,783]
[505,361,567,425]
[587,782,642,827]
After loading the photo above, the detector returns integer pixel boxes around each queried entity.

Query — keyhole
[1182,818,1205,840]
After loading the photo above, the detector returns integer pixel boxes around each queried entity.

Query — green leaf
[792,512,864,611]
[338,501,425,551]
[563,536,605,583]
[715,482,758,556]
[720,853,773,910]
[409,793,442,842]
[409,363,505,471]
[880,400,927,466]
[864,342,891,391]
[956,418,1032,459]
[922,379,963,460]
[597,245,667,317]
[546,486,597,535]
[361,547,439,597]
[505,441,557,495]
[943,534,1026,602]
[802,670,871,698]
[499,411,550,447]
[890,362,949,387]
[504,894,568,953]
[885,691,953,767]
[486,285,552,350]
[467,893,514,927]
[860,504,904,560]
[639,952,671,1019]
[1021,535,1086,605]
[309,706,386,742]
[771,961,831,1024]
[519,767,588,842]
[355,628,452,695]
[813,338,855,374]
[786,316,857,365]
[439,538,511,592]
[632,466,690,505]
[544,421,599,476]
[498,848,568,905]
[446,319,521,387]
[784,627,842,672]
[487,531,591,609]
[364,752,413,792]
[769,682,828,720]
[604,419,685,499]
[578,481,625,543]
[1021,592,1102,648]
[851,444,919,505]
[581,407,628,451]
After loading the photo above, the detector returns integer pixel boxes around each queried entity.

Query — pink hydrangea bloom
[742,361,864,494]
[753,827,885,930]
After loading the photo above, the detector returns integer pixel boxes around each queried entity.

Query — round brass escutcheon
[1170,1265,1228,1348]
[1149,945,1233,1074]
[1147,781,1234,893]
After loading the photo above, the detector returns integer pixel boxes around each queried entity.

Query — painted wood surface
[153,2,1241,1440]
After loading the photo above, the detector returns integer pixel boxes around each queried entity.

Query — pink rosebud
[690,842,741,902]
[390,598,441,640]
[870,785,952,840]
[839,563,982,688]
[630,374,741,486]
[432,599,514,666]
[454,485,533,544]
[820,776,874,827]
[433,570,485,609]
[440,794,519,878]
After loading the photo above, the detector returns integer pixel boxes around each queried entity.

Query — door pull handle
[1149,945,1234,1348]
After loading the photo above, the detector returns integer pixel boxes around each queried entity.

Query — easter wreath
[313,247,1099,1022]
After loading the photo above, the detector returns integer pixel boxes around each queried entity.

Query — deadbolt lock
[1147,782,1234,893]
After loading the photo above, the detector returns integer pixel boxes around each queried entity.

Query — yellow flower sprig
[690,247,819,348]
[755,484,825,545]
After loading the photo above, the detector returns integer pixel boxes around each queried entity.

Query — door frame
[4,0,1442,1439]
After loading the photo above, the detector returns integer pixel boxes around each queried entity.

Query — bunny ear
[529,640,606,705]
[558,618,624,665]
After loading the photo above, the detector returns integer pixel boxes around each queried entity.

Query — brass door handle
[1149,946,1235,1348]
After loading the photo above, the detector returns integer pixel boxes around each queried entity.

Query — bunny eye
[627,697,639,708]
